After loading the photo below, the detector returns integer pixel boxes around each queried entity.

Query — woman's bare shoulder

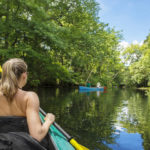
[25,91,38,97]
[24,91,39,106]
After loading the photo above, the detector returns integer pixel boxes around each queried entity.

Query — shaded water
[37,87,150,150]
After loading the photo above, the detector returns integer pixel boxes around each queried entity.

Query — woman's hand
[44,113,55,124]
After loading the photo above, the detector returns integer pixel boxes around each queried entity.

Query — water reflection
[37,87,150,150]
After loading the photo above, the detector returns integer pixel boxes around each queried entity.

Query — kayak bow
[39,108,89,150]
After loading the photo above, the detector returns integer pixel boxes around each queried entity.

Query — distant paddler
[86,81,91,87]
[97,82,101,88]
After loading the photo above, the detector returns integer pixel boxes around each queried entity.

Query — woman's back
[0,89,27,116]
[0,89,53,150]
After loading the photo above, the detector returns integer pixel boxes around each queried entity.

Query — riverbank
[137,87,150,91]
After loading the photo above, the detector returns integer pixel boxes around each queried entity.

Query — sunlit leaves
[0,0,122,86]
[121,34,150,87]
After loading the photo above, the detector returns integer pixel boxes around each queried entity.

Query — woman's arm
[26,92,55,141]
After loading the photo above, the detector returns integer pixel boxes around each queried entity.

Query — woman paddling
[0,58,55,149]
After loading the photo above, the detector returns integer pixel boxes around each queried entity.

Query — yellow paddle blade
[0,65,2,73]
[78,144,89,150]
[70,139,89,150]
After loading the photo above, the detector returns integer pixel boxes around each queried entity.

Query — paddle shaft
[39,107,72,141]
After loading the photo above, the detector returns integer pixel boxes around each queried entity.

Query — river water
[37,87,150,150]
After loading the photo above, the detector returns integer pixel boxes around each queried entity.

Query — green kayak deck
[39,112,75,150]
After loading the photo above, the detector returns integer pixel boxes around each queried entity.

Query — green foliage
[121,34,150,87]
[0,0,122,87]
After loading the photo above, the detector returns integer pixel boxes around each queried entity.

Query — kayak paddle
[39,108,89,150]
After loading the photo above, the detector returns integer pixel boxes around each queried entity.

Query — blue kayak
[79,86,104,91]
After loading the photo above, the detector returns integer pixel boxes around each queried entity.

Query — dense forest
[0,0,149,88]
[122,34,150,87]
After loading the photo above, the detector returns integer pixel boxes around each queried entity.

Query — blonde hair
[0,58,27,101]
